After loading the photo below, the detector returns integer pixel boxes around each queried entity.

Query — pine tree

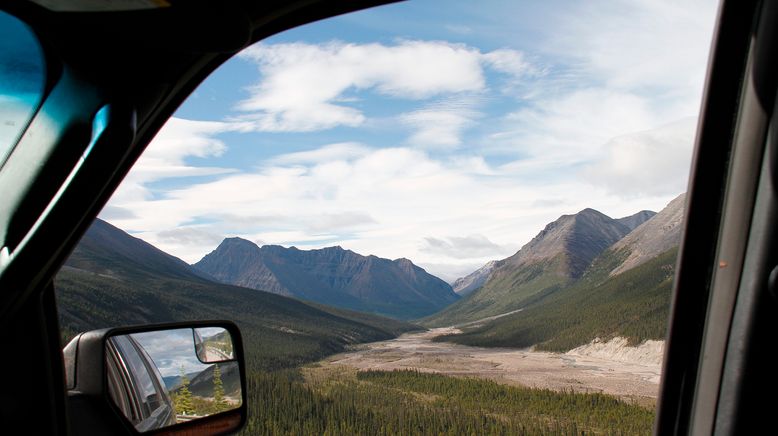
[175,365,195,415]
[213,364,227,412]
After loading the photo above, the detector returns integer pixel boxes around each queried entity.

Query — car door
[106,335,177,432]
[657,0,778,434]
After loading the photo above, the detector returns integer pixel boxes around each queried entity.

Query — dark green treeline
[240,369,655,435]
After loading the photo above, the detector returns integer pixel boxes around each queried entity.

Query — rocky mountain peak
[394,257,414,267]
[452,260,498,297]
[616,210,657,232]
[577,207,603,216]
[609,193,685,276]
[222,236,253,244]
[210,237,263,264]
[193,240,458,319]
[505,207,631,278]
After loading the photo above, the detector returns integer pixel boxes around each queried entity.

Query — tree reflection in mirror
[106,328,241,432]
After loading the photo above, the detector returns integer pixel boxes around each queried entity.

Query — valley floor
[320,327,662,406]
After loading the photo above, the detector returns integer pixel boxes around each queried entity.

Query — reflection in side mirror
[194,327,234,363]
[63,322,245,435]
[105,327,242,433]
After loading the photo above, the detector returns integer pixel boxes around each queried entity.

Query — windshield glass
[56,0,718,434]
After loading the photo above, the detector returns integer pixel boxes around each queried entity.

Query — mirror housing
[63,321,246,435]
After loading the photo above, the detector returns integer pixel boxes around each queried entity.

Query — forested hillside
[240,368,655,435]
[435,248,677,351]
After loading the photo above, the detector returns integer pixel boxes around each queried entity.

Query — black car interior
[1,0,778,434]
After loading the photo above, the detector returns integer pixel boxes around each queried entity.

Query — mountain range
[193,238,459,320]
[425,207,657,325]
[428,193,685,351]
[55,219,419,371]
[57,192,685,362]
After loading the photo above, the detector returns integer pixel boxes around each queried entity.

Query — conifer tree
[175,365,194,415]
[213,364,227,412]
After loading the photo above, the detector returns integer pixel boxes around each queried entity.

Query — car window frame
[5,1,776,434]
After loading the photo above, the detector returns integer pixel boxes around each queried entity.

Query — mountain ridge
[609,193,685,276]
[431,194,684,352]
[55,218,420,372]
[193,238,459,320]
[425,206,643,325]
[615,210,657,232]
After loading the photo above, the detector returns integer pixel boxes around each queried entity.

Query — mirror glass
[194,327,234,363]
[105,327,241,433]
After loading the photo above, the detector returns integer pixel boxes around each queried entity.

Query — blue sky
[102,0,718,281]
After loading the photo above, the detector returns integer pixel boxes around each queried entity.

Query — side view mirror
[63,321,246,435]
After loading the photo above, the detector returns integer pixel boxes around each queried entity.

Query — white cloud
[401,107,476,149]
[235,40,486,132]
[105,117,240,207]
[491,88,663,185]
[142,118,231,164]
[483,49,531,77]
[306,212,377,232]
[487,0,716,194]
[107,144,679,273]
[399,94,485,149]
[416,262,484,284]
[421,234,513,259]
[551,0,716,101]
[501,88,658,157]
[582,117,696,197]
[268,142,370,165]
[235,40,531,135]
[157,227,225,247]
[448,155,495,175]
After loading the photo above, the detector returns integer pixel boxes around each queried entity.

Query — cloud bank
[101,0,717,281]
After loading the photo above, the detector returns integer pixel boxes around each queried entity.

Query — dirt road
[322,327,662,404]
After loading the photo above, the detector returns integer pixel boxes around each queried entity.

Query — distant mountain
[193,239,459,320]
[449,209,657,300]
[609,193,685,276]
[435,248,678,352]
[187,363,241,397]
[65,218,212,282]
[615,210,656,232]
[425,208,634,326]
[452,260,497,297]
[165,363,241,397]
[163,371,201,391]
[495,208,632,278]
[56,219,419,371]
[432,195,685,352]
